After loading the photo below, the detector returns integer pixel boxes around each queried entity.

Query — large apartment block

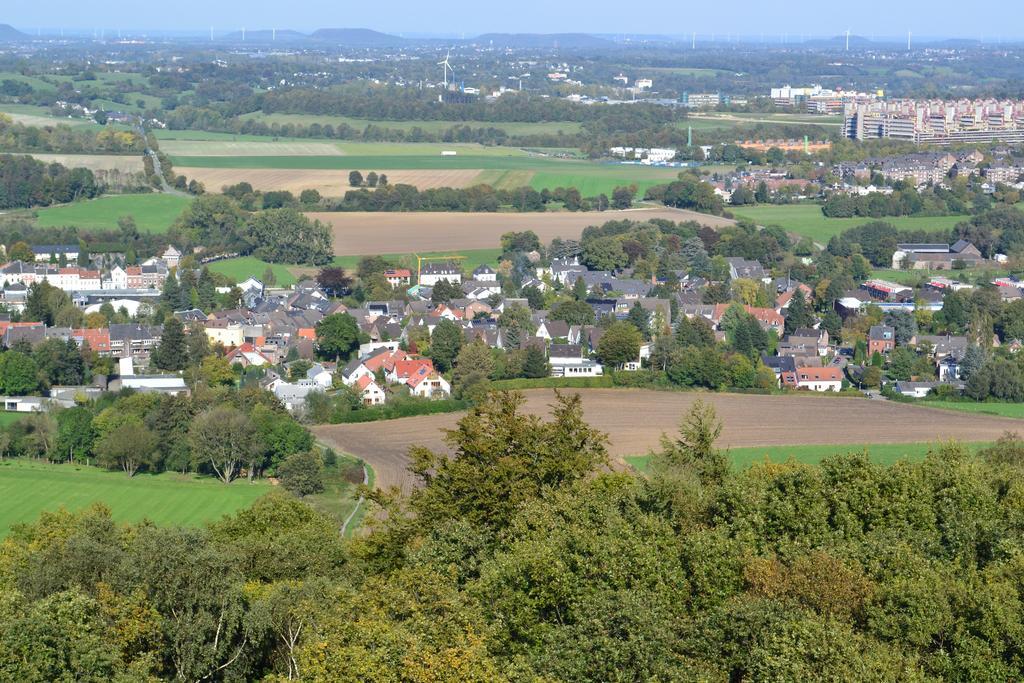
[845,99,1024,144]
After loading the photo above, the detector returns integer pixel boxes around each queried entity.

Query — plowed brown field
[313,389,1024,492]
[308,207,736,255]
[178,168,485,197]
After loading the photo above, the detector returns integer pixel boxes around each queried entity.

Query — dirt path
[312,389,1024,492]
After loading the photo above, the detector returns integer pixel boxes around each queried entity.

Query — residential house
[549,344,604,377]
[868,325,896,356]
[355,375,386,405]
[419,262,462,286]
[795,366,843,392]
[383,268,412,287]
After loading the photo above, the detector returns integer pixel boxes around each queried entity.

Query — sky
[5,0,1023,40]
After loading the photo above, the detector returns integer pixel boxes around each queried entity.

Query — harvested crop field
[312,389,1024,492]
[309,207,736,255]
[179,167,485,196]
[158,139,345,156]
[28,154,144,173]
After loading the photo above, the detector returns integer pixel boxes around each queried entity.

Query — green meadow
[331,248,503,275]
[0,459,271,537]
[731,204,967,242]
[34,194,191,233]
[207,257,299,287]
[625,441,990,473]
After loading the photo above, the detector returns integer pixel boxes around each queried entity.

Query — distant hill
[0,24,27,41]
[473,33,614,49]
[311,28,407,47]
[222,29,309,43]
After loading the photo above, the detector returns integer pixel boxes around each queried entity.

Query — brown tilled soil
[178,168,484,196]
[312,389,1024,492]
[306,207,737,256]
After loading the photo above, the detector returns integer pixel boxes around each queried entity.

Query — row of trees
[334,182,636,213]
[0,154,102,209]
[0,115,146,154]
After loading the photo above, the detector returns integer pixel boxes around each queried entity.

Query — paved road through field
[312,389,1024,493]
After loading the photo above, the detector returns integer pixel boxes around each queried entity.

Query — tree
[189,406,259,484]
[277,451,325,497]
[299,189,322,205]
[572,275,589,301]
[430,318,463,373]
[784,290,814,335]
[199,355,236,386]
[315,267,352,297]
[430,278,460,303]
[0,351,39,395]
[348,170,363,187]
[676,315,716,348]
[315,313,360,361]
[884,311,917,346]
[366,171,379,187]
[55,406,94,464]
[523,344,550,378]
[451,340,494,400]
[597,322,642,368]
[8,241,33,262]
[245,209,333,265]
[95,420,159,476]
[152,316,188,371]
[651,399,727,484]
[550,299,595,327]
[611,185,636,209]
[626,303,650,339]
[408,391,608,531]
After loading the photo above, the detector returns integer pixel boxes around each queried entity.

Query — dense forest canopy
[7,394,1024,680]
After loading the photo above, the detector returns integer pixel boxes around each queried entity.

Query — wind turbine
[438,50,454,88]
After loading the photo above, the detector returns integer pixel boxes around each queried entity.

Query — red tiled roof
[796,367,843,382]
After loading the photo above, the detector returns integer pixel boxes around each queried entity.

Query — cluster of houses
[0,245,181,313]
[1,232,1016,415]
[833,148,1024,193]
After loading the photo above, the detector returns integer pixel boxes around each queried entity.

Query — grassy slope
[207,257,299,286]
[731,204,967,242]
[625,441,991,473]
[0,459,270,537]
[34,194,191,233]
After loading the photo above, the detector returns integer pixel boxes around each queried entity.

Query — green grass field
[870,267,1008,285]
[625,441,990,473]
[0,413,24,428]
[0,458,271,537]
[330,248,503,275]
[731,204,967,242]
[34,194,191,233]
[239,111,586,136]
[919,401,1024,419]
[208,257,299,287]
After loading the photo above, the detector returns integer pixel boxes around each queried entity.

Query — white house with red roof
[795,366,843,392]
[225,342,271,367]
[355,375,386,405]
